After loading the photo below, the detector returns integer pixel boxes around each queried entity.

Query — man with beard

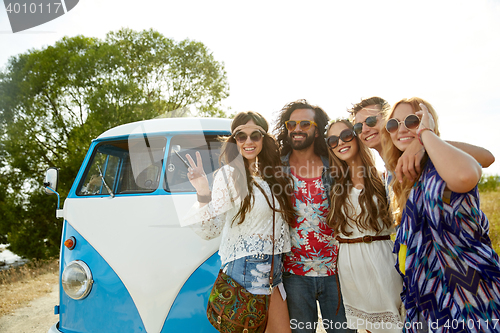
[275,100,351,333]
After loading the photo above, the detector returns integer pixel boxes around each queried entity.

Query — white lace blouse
[183,165,291,265]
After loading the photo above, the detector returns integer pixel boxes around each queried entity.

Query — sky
[1,0,500,175]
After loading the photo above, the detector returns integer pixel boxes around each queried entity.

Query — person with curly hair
[381,97,500,332]
[274,100,351,333]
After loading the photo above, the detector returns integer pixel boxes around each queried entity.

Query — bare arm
[446,141,495,168]
[395,134,494,184]
[417,104,481,193]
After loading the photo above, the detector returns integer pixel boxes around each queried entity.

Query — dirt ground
[0,285,329,333]
[0,275,361,333]
[0,278,59,333]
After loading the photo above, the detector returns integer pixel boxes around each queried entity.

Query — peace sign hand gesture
[185,151,210,196]
[416,103,436,132]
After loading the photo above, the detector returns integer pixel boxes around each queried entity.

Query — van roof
[97,117,232,139]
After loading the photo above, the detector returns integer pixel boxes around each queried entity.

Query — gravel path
[0,282,58,333]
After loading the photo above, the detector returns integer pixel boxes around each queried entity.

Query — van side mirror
[44,167,59,195]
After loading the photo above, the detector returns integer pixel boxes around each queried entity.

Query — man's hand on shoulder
[395,139,425,183]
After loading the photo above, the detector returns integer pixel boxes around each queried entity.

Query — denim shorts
[223,253,283,295]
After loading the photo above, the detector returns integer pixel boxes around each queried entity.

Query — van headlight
[62,260,94,300]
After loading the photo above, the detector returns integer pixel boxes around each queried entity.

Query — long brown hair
[381,97,440,225]
[219,111,295,226]
[325,119,392,235]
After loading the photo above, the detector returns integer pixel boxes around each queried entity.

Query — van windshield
[77,136,167,195]
[165,134,223,193]
[76,134,224,196]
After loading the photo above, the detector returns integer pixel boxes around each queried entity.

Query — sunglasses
[353,115,378,134]
[385,114,420,133]
[234,130,263,143]
[285,120,318,131]
[325,128,356,149]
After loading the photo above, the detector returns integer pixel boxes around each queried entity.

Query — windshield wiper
[172,145,191,168]
[97,165,115,198]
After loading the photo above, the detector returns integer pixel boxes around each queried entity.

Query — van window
[165,134,223,193]
[77,136,167,195]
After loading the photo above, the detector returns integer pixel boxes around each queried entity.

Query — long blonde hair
[381,97,440,224]
[326,119,393,235]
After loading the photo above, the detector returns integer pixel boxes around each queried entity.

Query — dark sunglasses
[385,114,420,133]
[325,129,356,149]
[234,130,263,143]
[285,120,318,131]
[353,115,378,134]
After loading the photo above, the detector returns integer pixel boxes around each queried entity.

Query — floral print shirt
[284,171,338,276]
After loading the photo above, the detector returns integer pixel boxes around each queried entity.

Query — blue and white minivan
[45,117,231,333]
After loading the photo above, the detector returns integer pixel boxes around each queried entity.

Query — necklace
[252,158,259,176]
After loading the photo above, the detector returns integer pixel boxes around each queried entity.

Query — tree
[0,28,230,259]
[0,172,15,245]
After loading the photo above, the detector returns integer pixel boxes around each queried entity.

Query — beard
[288,132,315,151]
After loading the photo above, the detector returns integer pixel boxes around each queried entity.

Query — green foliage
[0,173,14,244]
[0,28,230,259]
[478,174,500,192]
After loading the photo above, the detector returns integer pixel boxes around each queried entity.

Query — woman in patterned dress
[325,119,403,333]
[381,97,500,332]
[183,111,296,333]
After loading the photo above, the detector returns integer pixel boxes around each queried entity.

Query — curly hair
[273,99,330,157]
[348,96,391,122]
[219,111,296,227]
[381,97,440,225]
[325,119,393,236]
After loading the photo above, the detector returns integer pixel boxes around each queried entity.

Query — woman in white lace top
[324,119,403,333]
[184,111,296,333]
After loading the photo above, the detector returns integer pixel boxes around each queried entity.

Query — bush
[478,175,500,192]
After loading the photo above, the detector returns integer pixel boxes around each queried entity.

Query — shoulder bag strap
[269,195,275,294]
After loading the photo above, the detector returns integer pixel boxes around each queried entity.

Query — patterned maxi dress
[394,160,500,332]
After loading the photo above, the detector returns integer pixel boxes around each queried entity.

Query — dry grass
[0,259,58,285]
[0,272,58,316]
[0,259,58,316]
[480,190,500,254]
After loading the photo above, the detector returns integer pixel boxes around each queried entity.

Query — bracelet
[197,191,212,203]
[417,128,434,146]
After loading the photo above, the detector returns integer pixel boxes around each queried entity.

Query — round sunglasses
[325,128,356,149]
[285,120,318,131]
[353,115,378,134]
[234,130,263,143]
[385,114,420,133]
